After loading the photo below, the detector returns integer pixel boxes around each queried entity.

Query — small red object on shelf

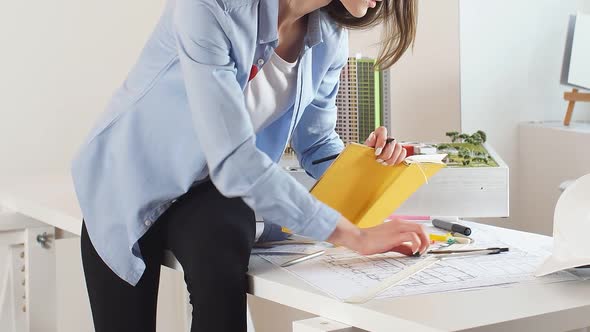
[403,144,415,157]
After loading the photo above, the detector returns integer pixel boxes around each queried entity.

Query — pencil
[311,138,396,165]
[280,250,326,267]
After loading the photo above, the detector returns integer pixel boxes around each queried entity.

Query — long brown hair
[324,0,418,70]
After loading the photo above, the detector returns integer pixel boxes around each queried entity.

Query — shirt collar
[258,1,323,49]
[304,10,323,49]
[258,0,279,44]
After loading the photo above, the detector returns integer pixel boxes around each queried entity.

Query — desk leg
[246,302,255,332]
[292,317,361,332]
[24,226,56,332]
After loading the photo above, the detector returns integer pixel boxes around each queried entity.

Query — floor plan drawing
[259,222,580,301]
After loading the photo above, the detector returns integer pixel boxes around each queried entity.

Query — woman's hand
[364,126,407,166]
[327,215,429,256]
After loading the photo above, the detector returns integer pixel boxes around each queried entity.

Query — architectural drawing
[259,222,579,301]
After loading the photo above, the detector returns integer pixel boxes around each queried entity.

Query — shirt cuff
[298,201,341,241]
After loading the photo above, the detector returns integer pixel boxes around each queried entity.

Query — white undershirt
[244,52,298,132]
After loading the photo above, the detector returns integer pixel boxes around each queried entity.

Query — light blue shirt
[71,0,348,286]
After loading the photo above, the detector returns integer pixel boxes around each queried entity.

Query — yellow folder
[310,143,445,228]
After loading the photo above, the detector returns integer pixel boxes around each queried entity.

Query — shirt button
[171,199,177,203]
[257,58,264,66]
[144,219,152,226]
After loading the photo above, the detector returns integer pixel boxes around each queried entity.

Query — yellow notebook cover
[310,143,445,228]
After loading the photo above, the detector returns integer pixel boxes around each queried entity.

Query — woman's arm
[175,1,428,256]
[290,30,348,179]
[290,28,428,255]
[174,0,340,240]
[328,216,429,256]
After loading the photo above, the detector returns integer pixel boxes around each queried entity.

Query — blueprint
[258,221,580,301]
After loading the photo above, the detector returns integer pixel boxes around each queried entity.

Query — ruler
[344,256,440,304]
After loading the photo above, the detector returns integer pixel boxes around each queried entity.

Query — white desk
[2,174,590,332]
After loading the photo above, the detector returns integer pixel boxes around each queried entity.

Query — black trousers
[80,180,256,332]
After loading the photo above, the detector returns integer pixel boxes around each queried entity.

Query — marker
[311,138,396,165]
[432,219,472,236]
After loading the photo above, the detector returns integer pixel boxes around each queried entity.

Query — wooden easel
[563,88,590,126]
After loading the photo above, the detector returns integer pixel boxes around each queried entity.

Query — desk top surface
[1,173,590,332]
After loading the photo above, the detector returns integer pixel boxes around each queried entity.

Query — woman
[71,0,428,330]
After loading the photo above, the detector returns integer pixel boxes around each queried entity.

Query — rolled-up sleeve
[173,0,341,240]
[291,30,348,179]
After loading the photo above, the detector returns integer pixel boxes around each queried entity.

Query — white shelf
[524,120,590,133]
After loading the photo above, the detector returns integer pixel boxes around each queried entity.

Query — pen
[311,138,396,165]
[280,250,326,267]
[436,249,506,260]
[428,247,509,255]
[432,218,472,236]
[427,248,509,260]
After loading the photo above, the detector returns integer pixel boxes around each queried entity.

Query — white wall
[459,0,590,227]
[0,0,165,175]
[0,0,461,175]
[0,1,180,331]
[349,0,462,142]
